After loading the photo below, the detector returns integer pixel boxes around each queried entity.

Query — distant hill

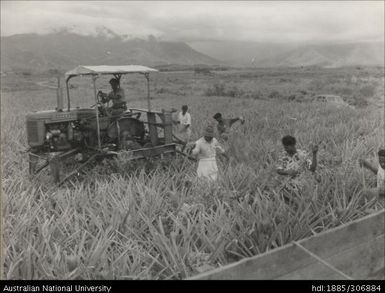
[189,40,384,67]
[0,31,220,73]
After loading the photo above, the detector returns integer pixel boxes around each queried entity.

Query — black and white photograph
[1,1,384,282]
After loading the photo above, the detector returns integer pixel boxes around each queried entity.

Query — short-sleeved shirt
[192,137,225,160]
[178,112,191,127]
[276,149,312,174]
[107,88,126,106]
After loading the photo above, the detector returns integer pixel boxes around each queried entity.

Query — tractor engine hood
[26,108,96,123]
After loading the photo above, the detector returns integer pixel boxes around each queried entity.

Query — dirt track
[36,80,57,89]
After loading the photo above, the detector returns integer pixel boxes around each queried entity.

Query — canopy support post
[145,73,151,111]
[92,75,102,150]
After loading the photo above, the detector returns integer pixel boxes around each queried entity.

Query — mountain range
[0,30,219,73]
[1,28,383,72]
[188,40,384,67]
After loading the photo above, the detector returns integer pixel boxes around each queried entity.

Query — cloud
[1,1,383,43]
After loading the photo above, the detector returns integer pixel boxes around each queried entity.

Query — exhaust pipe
[56,76,63,112]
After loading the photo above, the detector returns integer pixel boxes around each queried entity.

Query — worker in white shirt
[188,125,227,181]
[176,105,192,143]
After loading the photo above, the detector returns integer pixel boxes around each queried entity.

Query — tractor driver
[98,78,127,116]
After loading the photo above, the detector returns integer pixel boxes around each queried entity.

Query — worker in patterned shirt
[276,135,319,194]
[359,148,385,200]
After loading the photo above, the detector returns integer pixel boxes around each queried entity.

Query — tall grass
[1,68,384,279]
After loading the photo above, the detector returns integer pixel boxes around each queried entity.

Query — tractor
[26,65,191,185]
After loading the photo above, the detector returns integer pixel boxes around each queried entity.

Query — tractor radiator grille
[27,120,39,143]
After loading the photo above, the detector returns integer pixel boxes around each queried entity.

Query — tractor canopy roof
[65,65,158,80]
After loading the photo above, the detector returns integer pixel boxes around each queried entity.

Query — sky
[1,1,384,44]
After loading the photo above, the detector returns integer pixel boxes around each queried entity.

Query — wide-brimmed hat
[203,125,214,137]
